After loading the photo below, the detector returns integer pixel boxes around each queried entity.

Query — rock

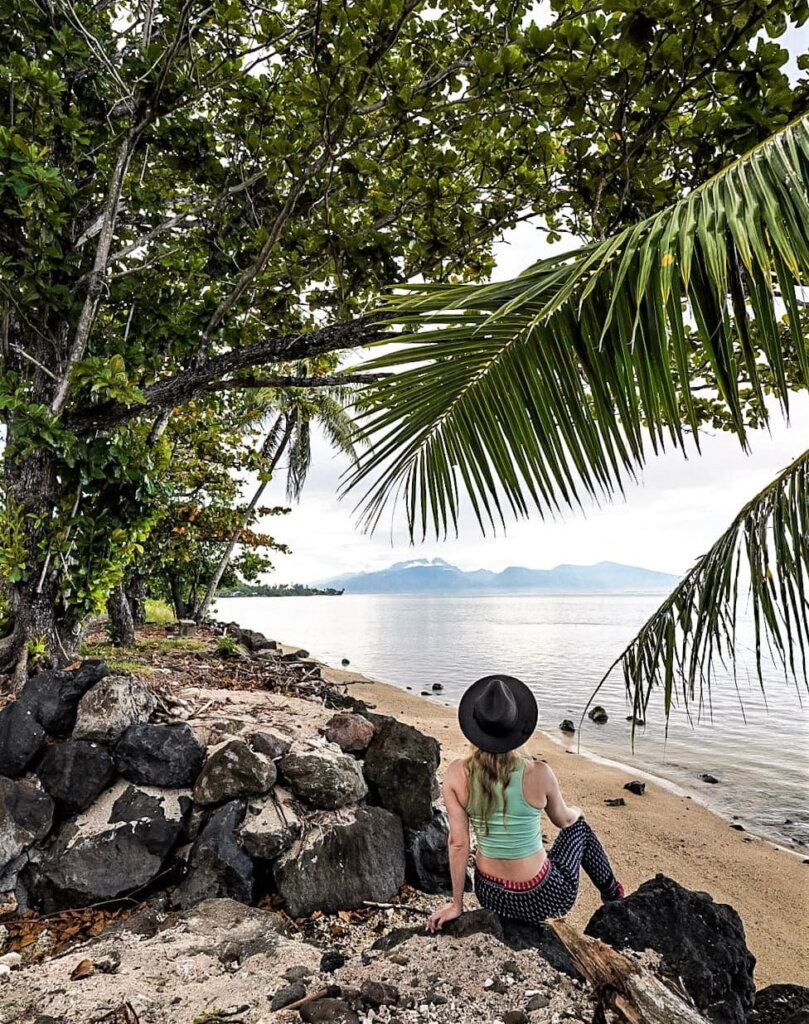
[503,1012,529,1024]
[585,873,755,1024]
[279,746,367,810]
[35,781,188,911]
[248,728,292,761]
[404,810,471,895]
[604,797,626,806]
[283,965,314,982]
[623,781,646,796]
[73,675,157,744]
[341,658,350,666]
[35,740,116,814]
[0,701,45,776]
[177,799,254,908]
[587,705,608,723]
[114,722,205,788]
[363,717,440,829]
[749,984,809,1024]
[431,683,443,691]
[498,918,581,979]
[360,980,399,1006]
[274,806,405,917]
[559,720,575,733]
[240,787,301,860]
[320,949,346,972]
[271,980,308,1009]
[176,619,197,636]
[20,660,109,736]
[701,773,720,784]
[193,737,276,806]
[0,777,54,893]
[300,998,360,1023]
[526,993,550,1010]
[730,823,745,831]
[321,713,375,753]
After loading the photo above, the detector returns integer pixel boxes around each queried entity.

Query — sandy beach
[329,669,809,988]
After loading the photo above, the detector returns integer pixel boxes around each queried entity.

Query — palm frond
[584,449,809,737]
[343,114,809,538]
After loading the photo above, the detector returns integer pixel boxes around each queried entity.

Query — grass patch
[144,597,175,625]
[80,636,207,661]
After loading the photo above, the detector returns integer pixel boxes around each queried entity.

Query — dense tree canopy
[1,0,807,684]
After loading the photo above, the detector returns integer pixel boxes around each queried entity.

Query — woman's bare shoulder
[445,757,467,779]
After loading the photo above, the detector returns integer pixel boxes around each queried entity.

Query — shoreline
[306,656,809,988]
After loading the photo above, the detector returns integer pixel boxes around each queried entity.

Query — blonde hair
[464,745,523,835]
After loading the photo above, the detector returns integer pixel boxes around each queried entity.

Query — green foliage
[215,634,241,658]
[26,633,48,669]
[144,598,175,625]
[216,582,343,596]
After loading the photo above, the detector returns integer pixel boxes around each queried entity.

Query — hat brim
[458,674,538,753]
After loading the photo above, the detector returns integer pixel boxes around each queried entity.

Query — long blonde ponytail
[465,746,520,835]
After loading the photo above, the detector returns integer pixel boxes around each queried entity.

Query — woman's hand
[425,902,463,932]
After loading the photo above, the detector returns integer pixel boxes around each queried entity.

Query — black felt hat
[458,674,538,753]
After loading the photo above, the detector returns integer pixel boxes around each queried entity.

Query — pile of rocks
[0,647,454,920]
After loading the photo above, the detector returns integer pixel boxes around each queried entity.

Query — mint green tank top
[465,759,543,859]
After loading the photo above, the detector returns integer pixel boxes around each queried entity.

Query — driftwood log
[548,919,710,1024]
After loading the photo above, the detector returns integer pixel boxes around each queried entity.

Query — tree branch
[64,314,392,434]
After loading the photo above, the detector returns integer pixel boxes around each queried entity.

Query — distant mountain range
[318,558,679,594]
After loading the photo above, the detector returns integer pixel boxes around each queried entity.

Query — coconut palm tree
[342,113,809,722]
[194,372,360,622]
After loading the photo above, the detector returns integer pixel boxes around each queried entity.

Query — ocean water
[214,593,809,851]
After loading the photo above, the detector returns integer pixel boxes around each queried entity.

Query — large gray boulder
[21,659,109,736]
[176,799,254,909]
[193,737,276,806]
[0,701,45,777]
[240,787,301,860]
[115,722,205,788]
[279,744,367,810]
[35,740,116,815]
[586,874,755,1024]
[274,806,405,917]
[363,717,440,829]
[72,675,157,744]
[0,777,54,893]
[34,780,189,911]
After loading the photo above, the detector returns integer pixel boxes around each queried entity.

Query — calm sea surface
[214,593,809,851]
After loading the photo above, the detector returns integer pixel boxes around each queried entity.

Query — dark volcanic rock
[321,713,375,753]
[300,998,360,1024]
[404,810,471,895]
[585,873,755,1024]
[587,705,608,723]
[177,799,254,909]
[36,740,116,814]
[73,675,157,744]
[271,981,308,1010]
[559,720,575,734]
[0,777,54,892]
[115,722,205,787]
[363,717,440,829]
[274,806,404,917]
[35,782,187,911]
[248,728,292,761]
[360,980,399,1006]
[21,660,109,736]
[701,773,720,784]
[279,746,367,810]
[499,918,581,979]
[240,787,301,860]
[0,701,45,777]
[623,780,646,796]
[193,737,276,806]
[749,985,809,1024]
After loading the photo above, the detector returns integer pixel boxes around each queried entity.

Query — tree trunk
[106,582,136,645]
[126,573,147,626]
[0,445,78,689]
[193,413,293,623]
[547,919,709,1024]
[169,574,187,620]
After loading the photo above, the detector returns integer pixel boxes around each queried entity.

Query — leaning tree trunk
[106,582,136,645]
[193,412,294,623]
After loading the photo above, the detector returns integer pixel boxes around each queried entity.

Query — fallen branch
[547,919,710,1024]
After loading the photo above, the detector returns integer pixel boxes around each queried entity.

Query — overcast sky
[248,17,809,585]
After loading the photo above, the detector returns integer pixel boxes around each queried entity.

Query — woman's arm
[425,762,469,932]
[534,761,582,829]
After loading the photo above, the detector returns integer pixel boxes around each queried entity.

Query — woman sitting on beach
[426,674,625,932]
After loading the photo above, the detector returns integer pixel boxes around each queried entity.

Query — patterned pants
[473,818,623,923]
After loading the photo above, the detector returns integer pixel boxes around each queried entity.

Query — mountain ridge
[317,558,679,594]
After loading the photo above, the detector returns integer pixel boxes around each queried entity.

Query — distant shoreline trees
[216,583,344,598]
